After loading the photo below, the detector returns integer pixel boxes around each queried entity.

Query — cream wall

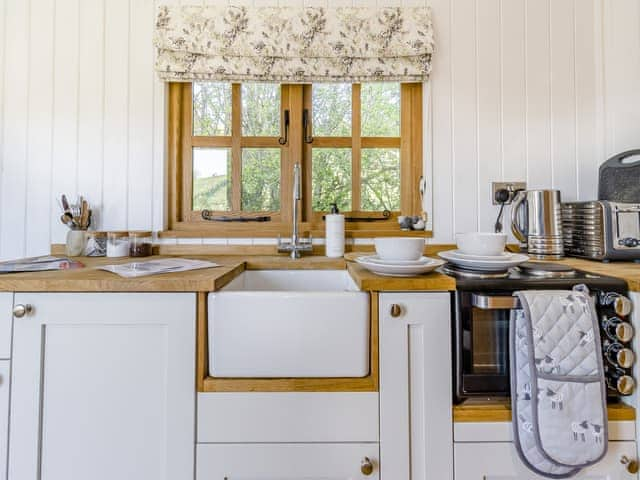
[1,0,639,259]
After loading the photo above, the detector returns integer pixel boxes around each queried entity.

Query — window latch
[303,109,313,144]
[322,209,392,222]
[278,110,289,145]
[201,210,272,222]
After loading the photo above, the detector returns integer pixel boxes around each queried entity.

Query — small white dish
[356,256,445,277]
[357,255,433,266]
[447,250,513,261]
[438,250,529,271]
[456,232,507,256]
[374,237,424,261]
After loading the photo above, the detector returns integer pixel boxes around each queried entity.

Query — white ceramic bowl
[456,232,507,256]
[374,237,425,261]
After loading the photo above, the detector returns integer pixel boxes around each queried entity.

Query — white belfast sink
[208,270,369,378]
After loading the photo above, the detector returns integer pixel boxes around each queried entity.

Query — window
[167,82,424,236]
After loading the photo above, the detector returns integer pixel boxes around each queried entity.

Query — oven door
[454,292,519,401]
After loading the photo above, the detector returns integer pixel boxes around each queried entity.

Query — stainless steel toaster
[562,201,640,262]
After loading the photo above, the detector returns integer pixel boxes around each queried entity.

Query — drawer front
[455,441,638,479]
[198,392,378,443]
[197,443,380,480]
[0,361,10,479]
[0,293,13,359]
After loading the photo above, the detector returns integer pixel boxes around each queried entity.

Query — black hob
[442,261,628,292]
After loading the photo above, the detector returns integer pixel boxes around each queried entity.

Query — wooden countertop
[453,399,636,422]
[549,257,640,291]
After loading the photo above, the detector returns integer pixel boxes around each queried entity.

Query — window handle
[303,109,313,144]
[278,110,289,145]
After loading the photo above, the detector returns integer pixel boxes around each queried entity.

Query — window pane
[242,83,280,136]
[312,148,352,212]
[312,84,351,137]
[192,148,231,211]
[192,83,231,136]
[241,148,281,212]
[361,83,400,137]
[361,148,400,211]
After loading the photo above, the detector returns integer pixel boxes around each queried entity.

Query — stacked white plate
[437,250,529,271]
[356,255,445,277]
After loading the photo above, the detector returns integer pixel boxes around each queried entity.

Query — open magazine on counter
[0,256,85,273]
[99,258,220,278]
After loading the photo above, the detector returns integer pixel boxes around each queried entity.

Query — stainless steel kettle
[510,189,564,258]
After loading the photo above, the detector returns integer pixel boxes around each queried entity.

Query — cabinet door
[196,443,380,479]
[8,293,195,480]
[379,292,453,480]
[455,442,639,479]
[0,361,9,480]
[0,293,13,359]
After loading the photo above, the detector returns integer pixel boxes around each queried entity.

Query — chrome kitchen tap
[278,163,312,259]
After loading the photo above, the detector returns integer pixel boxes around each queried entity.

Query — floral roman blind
[154,5,434,83]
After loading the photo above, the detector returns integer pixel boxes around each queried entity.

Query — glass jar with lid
[84,231,107,257]
[107,231,129,257]
[128,231,153,257]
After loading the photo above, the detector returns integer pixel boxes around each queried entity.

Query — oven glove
[510,286,608,478]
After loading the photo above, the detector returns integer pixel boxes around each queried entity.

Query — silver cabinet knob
[621,455,639,474]
[390,304,402,317]
[13,304,33,318]
[360,457,374,476]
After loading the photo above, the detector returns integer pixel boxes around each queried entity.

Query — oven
[453,284,634,403]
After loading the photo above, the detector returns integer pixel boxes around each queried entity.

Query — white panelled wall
[1,0,640,259]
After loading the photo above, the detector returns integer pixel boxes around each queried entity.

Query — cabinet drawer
[198,392,379,443]
[0,293,13,359]
[197,443,380,480]
[0,361,10,479]
[455,441,638,479]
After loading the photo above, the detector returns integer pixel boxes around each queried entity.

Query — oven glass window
[469,308,510,374]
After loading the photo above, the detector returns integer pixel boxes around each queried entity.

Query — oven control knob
[614,296,633,317]
[605,343,635,369]
[603,317,635,343]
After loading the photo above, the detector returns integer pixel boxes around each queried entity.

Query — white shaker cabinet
[0,292,13,480]
[379,292,453,480]
[455,441,639,479]
[8,293,196,480]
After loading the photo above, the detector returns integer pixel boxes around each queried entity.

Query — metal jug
[510,189,564,258]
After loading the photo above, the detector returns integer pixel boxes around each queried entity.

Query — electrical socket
[491,182,526,205]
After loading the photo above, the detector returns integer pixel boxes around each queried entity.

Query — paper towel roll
[325,214,345,258]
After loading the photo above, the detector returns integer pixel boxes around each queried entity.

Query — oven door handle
[472,294,521,310]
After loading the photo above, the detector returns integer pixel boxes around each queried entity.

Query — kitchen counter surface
[0,251,637,292]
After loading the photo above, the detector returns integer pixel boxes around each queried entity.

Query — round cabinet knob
[614,296,632,317]
[12,304,33,318]
[390,304,402,318]
[360,457,374,476]
[620,455,639,474]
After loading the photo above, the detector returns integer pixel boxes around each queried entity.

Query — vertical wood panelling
[102,0,130,231]
[549,0,577,201]
[50,0,80,245]
[77,0,105,229]
[429,0,453,243]
[475,0,501,233]
[128,0,154,230]
[575,0,599,200]
[451,0,478,234]
[0,0,638,256]
[25,0,55,256]
[524,0,553,190]
[0,0,29,260]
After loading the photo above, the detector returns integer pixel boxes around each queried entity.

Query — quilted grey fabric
[510,287,608,478]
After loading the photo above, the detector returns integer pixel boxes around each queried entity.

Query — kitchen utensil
[374,237,424,261]
[456,232,507,256]
[562,201,640,261]
[599,149,640,203]
[438,250,529,271]
[511,189,564,258]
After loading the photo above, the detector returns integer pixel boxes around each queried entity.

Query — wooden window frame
[166,82,427,238]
